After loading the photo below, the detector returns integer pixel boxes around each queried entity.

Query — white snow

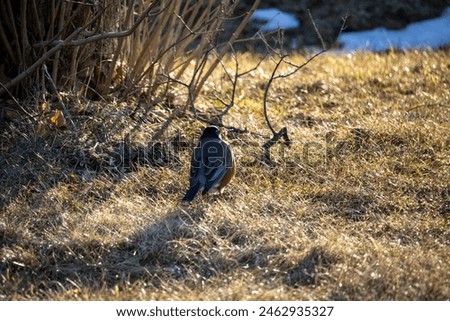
[250,8,300,32]
[339,7,450,51]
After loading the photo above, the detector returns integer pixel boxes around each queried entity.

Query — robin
[182,125,235,202]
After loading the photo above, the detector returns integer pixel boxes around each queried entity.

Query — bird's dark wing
[182,142,205,202]
[183,136,234,201]
[202,139,230,194]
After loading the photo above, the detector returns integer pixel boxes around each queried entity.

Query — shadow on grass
[0,116,190,298]
[0,111,189,209]
[1,201,339,299]
[0,207,202,298]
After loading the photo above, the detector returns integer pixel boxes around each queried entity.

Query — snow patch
[250,8,300,32]
[339,7,450,51]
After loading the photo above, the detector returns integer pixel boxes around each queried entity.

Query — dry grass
[1,48,449,300]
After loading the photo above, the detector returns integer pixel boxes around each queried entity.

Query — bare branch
[42,64,76,131]
[308,9,326,50]
[216,49,239,120]
[0,27,83,97]
[262,126,291,163]
[32,3,107,49]
[160,74,198,118]
[260,13,349,164]
[67,5,154,47]
[274,50,327,80]
[217,49,269,121]
[0,3,156,98]
[193,0,261,99]
[52,0,67,83]
[263,56,286,136]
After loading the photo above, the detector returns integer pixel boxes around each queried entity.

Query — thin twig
[263,56,286,136]
[216,49,238,120]
[308,9,325,49]
[260,12,349,163]
[161,74,197,117]
[0,82,35,120]
[216,50,269,121]
[407,102,445,112]
[42,64,76,131]
[274,50,327,80]
[193,0,261,99]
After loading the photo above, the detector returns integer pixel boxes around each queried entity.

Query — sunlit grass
[0,49,449,300]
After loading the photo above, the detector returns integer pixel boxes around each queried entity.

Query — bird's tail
[182,184,202,202]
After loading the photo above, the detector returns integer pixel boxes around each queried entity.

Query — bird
[182,125,235,202]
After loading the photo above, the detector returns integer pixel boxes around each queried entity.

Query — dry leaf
[40,102,49,114]
[47,109,67,129]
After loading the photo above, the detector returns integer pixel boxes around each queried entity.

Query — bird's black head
[200,125,221,139]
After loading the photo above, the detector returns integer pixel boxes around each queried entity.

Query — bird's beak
[219,126,226,138]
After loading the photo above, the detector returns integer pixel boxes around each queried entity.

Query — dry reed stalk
[114,0,249,106]
[0,0,250,111]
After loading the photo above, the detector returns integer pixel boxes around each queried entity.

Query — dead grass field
[1,48,449,300]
